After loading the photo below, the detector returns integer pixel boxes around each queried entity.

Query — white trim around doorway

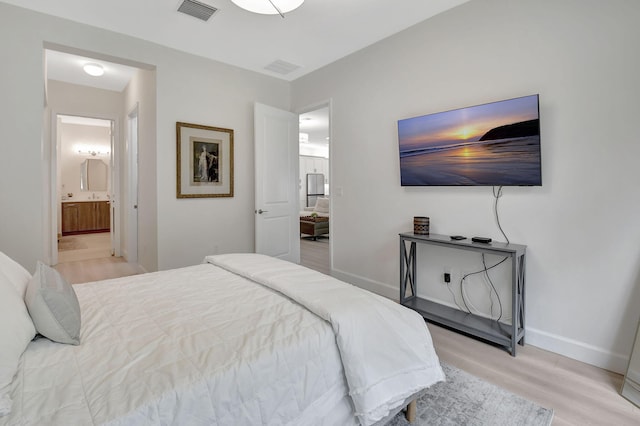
[296,99,333,272]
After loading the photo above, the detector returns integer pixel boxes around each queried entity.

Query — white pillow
[0,272,36,417]
[25,262,81,346]
[0,251,31,299]
[314,197,330,214]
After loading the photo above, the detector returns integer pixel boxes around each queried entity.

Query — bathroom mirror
[80,159,108,191]
[622,317,640,407]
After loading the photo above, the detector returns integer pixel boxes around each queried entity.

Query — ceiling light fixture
[77,149,110,157]
[231,0,304,18]
[83,63,104,77]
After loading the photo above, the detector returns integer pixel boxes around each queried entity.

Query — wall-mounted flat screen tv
[398,94,541,186]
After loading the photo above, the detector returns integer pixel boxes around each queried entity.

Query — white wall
[154,46,290,269]
[0,3,289,273]
[291,0,640,372]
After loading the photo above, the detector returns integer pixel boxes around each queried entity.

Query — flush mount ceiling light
[83,63,104,77]
[231,0,304,17]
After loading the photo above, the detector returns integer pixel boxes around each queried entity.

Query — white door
[109,120,120,256]
[254,102,300,263]
[127,107,139,263]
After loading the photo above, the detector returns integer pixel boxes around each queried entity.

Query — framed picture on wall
[176,122,234,198]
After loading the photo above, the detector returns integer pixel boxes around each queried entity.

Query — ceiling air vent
[177,0,218,21]
[264,59,301,75]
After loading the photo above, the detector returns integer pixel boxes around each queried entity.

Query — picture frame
[176,122,234,198]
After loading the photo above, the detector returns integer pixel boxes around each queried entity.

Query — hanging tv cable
[493,186,510,244]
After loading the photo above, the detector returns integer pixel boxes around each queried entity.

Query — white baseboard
[331,267,629,374]
[331,268,398,300]
[525,327,628,374]
[120,248,148,273]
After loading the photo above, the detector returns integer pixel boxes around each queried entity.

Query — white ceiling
[46,50,138,92]
[30,0,469,153]
[9,0,470,82]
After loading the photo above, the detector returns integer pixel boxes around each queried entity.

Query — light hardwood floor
[55,233,143,284]
[430,323,640,425]
[58,232,112,263]
[55,256,144,284]
[300,236,330,275]
[56,238,640,425]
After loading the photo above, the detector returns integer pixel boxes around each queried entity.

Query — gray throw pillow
[25,262,81,345]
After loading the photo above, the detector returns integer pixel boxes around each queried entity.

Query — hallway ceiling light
[231,0,304,17]
[83,63,104,77]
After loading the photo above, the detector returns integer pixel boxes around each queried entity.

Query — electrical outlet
[443,266,452,284]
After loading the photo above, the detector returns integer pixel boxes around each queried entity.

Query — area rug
[58,236,88,251]
[386,363,553,426]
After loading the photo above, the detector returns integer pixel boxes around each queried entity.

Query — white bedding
[3,254,443,425]
[206,254,444,425]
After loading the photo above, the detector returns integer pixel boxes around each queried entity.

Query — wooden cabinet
[62,201,110,235]
[96,201,111,230]
[61,203,79,234]
[77,202,95,232]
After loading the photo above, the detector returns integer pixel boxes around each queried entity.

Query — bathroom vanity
[61,200,110,235]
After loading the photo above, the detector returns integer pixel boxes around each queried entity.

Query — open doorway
[44,47,148,280]
[56,114,114,263]
[298,105,330,275]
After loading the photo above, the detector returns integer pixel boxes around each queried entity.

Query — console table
[399,232,526,356]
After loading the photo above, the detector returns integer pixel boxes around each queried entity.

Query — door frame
[109,119,121,257]
[296,99,333,270]
[49,111,121,265]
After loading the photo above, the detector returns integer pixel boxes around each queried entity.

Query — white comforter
[3,254,443,426]
[206,254,444,425]
[4,261,354,425]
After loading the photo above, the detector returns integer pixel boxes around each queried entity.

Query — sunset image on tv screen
[398,95,541,186]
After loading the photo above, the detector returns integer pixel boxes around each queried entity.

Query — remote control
[471,237,492,244]
[450,235,466,240]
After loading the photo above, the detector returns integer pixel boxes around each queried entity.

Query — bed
[0,252,444,425]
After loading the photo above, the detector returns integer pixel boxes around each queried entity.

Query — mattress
[3,254,443,425]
